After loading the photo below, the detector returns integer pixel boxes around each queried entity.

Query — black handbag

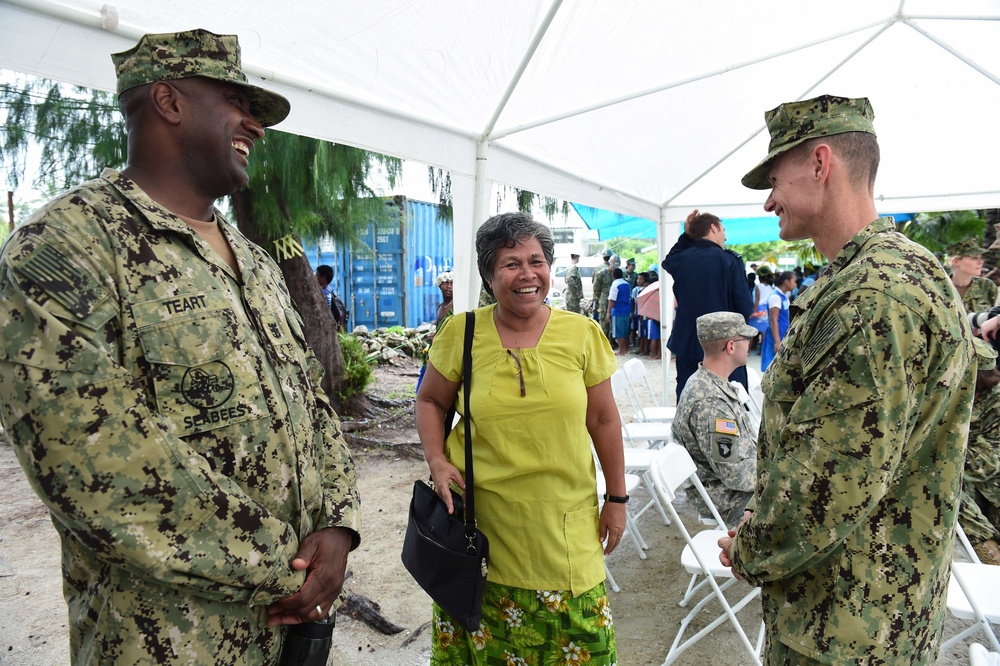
[401,312,489,632]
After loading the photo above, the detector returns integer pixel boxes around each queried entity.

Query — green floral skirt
[430,581,617,665]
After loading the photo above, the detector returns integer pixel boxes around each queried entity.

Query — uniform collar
[100,168,228,236]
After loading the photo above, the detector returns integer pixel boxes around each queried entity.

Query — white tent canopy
[3,0,1000,392]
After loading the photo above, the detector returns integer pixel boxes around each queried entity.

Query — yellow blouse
[430,304,617,594]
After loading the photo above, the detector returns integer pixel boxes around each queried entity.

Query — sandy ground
[0,352,986,665]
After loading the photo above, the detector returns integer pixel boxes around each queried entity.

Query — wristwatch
[603,493,630,504]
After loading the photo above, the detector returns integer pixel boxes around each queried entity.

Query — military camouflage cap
[742,95,876,190]
[111,29,290,127]
[602,249,614,258]
[973,338,997,371]
[697,311,758,342]
[626,257,635,266]
[946,237,987,257]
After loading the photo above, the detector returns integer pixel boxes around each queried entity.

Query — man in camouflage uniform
[591,249,613,340]
[719,95,977,665]
[946,236,998,315]
[672,312,757,526]
[563,252,584,313]
[961,338,1000,565]
[0,30,360,665]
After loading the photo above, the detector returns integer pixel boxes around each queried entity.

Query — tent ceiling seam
[903,18,1000,86]
[490,16,892,142]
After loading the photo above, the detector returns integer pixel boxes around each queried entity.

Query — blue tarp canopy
[572,203,914,246]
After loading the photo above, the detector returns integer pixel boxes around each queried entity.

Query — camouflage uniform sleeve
[0,217,305,605]
[731,290,926,585]
[966,384,1000,484]
[299,334,361,548]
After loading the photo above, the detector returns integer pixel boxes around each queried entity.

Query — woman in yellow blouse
[416,212,627,665]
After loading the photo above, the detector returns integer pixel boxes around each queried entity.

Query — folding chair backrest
[958,522,982,564]
[653,445,729,529]
[610,369,643,421]
[624,357,661,407]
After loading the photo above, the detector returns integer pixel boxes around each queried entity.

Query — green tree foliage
[1,74,125,192]
[897,210,986,255]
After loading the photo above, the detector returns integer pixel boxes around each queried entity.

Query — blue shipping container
[302,198,453,329]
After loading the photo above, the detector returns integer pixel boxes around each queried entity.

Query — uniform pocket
[137,308,267,437]
[564,505,604,596]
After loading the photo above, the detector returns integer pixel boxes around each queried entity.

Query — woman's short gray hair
[476,212,555,296]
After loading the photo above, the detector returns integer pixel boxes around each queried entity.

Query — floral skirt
[430,581,617,666]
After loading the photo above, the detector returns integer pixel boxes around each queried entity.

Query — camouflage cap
[111,29,290,127]
[742,95,876,190]
[973,337,997,371]
[697,311,758,342]
[945,237,987,257]
[625,257,636,266]
[602,249,614,258]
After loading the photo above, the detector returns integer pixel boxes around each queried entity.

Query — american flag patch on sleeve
[714,419,738,435]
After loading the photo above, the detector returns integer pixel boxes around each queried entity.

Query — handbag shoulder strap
[462,312,477,532]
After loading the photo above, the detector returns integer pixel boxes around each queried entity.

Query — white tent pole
[491,17,892,141]
[658,207,677,406]
[904,19,1000,86]
[459,139,491,313]
[481,0,565,137]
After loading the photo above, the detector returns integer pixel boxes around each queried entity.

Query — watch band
[603,493,630,504]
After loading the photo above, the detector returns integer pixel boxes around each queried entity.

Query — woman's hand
[599,502,627,555]
[427,458,465,515]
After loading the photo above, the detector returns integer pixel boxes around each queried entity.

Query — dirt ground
[0,354,984,665]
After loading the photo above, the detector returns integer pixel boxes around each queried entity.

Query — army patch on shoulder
[714,418,738,435]
[17,244,108,318]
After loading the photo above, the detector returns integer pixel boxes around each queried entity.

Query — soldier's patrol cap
[111,29,291,127]
[602,249,614,258]
[946,237,988,257]
[626,257,635,266]
[697,312,758,342]
[742,94,876,190]
[973,338,997,372]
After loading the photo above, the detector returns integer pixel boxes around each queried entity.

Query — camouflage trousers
[762,622,824,666]
[565,296,582,314]
[960,484,1000,544]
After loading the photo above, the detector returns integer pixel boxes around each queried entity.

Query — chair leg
[604,563,620,593]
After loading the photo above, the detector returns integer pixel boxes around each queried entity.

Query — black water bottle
[278,614,335,666]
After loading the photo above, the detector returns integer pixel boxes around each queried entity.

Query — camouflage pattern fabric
[672,366,755,526]
[730,218,977,665]
[478,284,496,307]
[945,237,988,257]
[564,263,583,313]
[0,169,360,665]
[961,382,1000,544]
[112,29,290,127]
[591,263,612,338]
[958,276,998,316]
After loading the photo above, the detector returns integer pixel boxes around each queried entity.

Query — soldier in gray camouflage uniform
[563,252,583,313]
[591,250,613,340]
[0,29,360,665]
[672,312,758,526]
[719,95,977,665]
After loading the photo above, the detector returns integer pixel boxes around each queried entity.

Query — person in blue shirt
[607,268,632,356]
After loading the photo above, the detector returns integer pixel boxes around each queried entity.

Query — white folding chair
[608,372,679,527]
[622,357,676,424]
[941,523,1000,653]
[647,447,763,666]
[971,643,1000,666]
[611,370,673,448]
[594,451,648,561]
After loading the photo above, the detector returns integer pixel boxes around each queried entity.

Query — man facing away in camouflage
[563,252,584,314]
[719,95,977,665]
[591,249,613,339]
[672,312,757,527]
[0,29,360,665]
